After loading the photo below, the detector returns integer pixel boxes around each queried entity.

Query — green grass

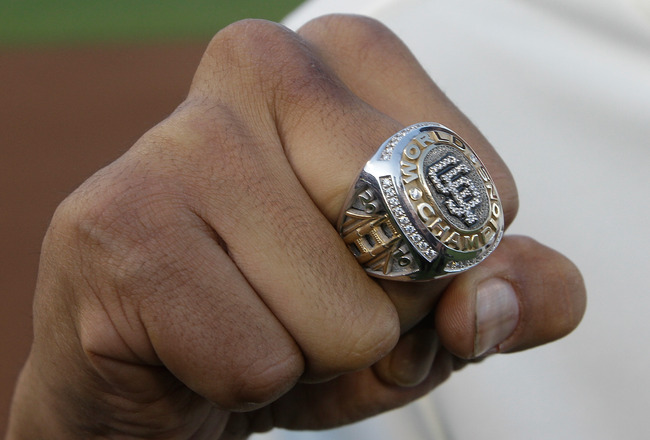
[0,0,305,47]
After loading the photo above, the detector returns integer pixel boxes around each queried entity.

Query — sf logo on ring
[427,154,484,227]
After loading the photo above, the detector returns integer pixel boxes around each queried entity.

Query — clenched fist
[7,15,585,439]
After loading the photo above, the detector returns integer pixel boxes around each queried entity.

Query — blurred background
[0,0,302,434]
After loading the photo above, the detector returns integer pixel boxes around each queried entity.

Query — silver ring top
[338,123,504,281]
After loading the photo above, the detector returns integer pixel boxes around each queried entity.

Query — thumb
[435,235,586,359]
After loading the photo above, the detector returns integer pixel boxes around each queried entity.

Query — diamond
[409,188,422,200]
[381,148,394,161]
[424,249,437,260]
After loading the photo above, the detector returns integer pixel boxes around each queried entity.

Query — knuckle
[203,19,300,85]
[314,300,400,375]
[48,158,194,297]
[301,14,394,46]
[299,14,402,64]
[210,18,292,58]
[227,347,303,409]
[73,176,159,249]
[199,18,347,111]
[350,303,401,362]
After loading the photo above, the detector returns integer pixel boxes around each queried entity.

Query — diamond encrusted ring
[337,123,504,281]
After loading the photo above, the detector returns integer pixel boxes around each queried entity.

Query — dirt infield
[0,41,207,433]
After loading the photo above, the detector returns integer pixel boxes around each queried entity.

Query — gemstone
[409,188,422,200]
[424,249,437,260]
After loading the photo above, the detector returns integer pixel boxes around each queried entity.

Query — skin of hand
[6,15,586,439]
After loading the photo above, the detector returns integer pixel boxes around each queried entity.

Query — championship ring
[337,123,504,281]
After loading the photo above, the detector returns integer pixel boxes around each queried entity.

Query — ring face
[338,123,504,281]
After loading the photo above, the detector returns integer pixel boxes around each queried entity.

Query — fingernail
[474,278,519,358]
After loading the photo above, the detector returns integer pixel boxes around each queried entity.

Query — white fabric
[253,1,650,439]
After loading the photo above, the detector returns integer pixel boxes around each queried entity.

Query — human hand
[7,15,586,439]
